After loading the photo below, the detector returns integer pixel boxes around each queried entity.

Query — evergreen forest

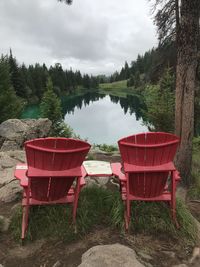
[0,51,99,123]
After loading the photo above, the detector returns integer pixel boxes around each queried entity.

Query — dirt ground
[0,224,195,267]
[0,196,200,267]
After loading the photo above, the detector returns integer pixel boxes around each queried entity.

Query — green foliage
[99,80,136,98]
[10,186,112,241]
[1,51,99,106]
[100,80,127,90]
[95,144,118,153]
[109,195,196,243]
[0,56,23,123]
[40,78,74,137]
[9,50,26,98]
[193,136,200,150]
[40,78,62,124]
[127,71,142,88]
[52,121,74,138]
[134,199,196,242]
[194,91,200,136]
[188,137,200,199]
[86,154,95,160]
[10,187,196,245]
[143,68,175,132]
[188,174,200,200]
[111,43,176,86]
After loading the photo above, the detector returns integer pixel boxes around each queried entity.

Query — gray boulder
[0,180,22,202]
[0,119,52,151]
[0,119,28,140]
[23,118,52,140]
[0,215,10,232]
[78,244,145,267]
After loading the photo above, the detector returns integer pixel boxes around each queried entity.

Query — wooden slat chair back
[25,138,89,170]
[128,172,169,198]
[29,176,75,202]
[112,132,181,230]
[15,137,91,239]
[118,132,179,166]
[25,138,90,202]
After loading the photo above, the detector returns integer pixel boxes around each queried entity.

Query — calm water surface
[64,95,148,144]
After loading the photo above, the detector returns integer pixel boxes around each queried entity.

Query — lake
[63,93,148,144]
[21,92,148,145]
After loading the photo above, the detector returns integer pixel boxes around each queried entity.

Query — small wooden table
[83,160,113,177]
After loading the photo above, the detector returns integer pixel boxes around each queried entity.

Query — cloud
[0,0,157,74]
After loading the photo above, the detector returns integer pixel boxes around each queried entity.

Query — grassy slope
[10,186,196,245]
[99,80,136,98]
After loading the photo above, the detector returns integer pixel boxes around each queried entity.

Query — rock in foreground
[78,244,145,267]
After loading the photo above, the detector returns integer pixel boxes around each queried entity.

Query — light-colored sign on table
[83,160,113,176]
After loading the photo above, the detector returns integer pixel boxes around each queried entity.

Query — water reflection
[62,92,145,119]
[64,93,148,144]
[62,92,105,114]
[109,95,145,120]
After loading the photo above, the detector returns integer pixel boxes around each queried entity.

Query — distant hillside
[105,42,176,87]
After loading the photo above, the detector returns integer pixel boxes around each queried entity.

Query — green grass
[188,137,200,199]
[110,194,197,244]
[99,80,136,98]
[10,187,197,245]
[99,80,128,90]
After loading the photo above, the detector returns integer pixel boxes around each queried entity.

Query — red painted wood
[118,132,179,166]
[15,137,90,239]
[115,132,181,230]
[30,178,49,201]
[27,166,82,177]
[48,177,75,201]
[124,162,176,172]
[25,138,90,171]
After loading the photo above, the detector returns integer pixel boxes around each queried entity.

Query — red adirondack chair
[111,132,181,230]
[14,137,91,239]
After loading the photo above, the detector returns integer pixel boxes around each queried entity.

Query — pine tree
[124,61,130,79]
[40,77,62,124]
[40,77,73,137]
[0,56,23,123]
[143,68,175,132]
[9,50,26,98]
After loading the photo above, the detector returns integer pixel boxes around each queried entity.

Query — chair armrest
[173,170,181,181]
[80,176,86,186]
[80,165,87,187]
[14,164,28,187]
[111,163,126,182]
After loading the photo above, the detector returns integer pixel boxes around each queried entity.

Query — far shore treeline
[0,42,200,136]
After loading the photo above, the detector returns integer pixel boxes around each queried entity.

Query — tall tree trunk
[175,0,199,185]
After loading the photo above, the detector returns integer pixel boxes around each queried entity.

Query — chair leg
[72,180,81,225]
[170,199,179,228]
[171,172,179,228]
[72,197,78,224]
[125,199,131,231]
[21,205,29,240]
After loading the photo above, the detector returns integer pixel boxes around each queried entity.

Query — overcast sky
[0,0,157,75]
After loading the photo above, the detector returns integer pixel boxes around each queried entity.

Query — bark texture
[175,0,200,185]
